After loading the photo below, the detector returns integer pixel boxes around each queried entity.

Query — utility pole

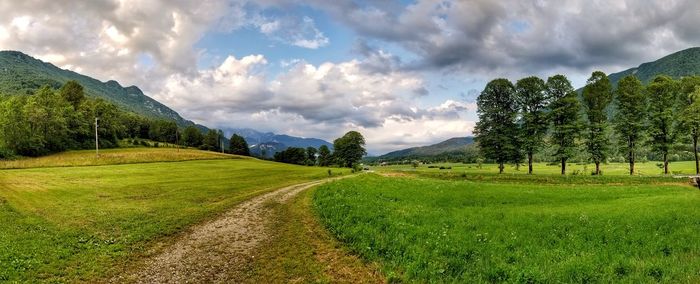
[95,117,99,157]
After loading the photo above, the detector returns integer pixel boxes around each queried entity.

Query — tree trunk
[629,152,635,176]
[629,138,634,176]
[499,162,504,174]
[663,153,669,175]
[595,161,600,175]
[694,136,699,175]
[528,152,533,175]
[561,157,566,175]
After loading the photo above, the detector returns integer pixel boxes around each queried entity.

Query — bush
[0,148,16,159]
[154,142,159,148]
[140,140,149,147]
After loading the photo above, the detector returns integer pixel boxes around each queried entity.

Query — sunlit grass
[376,161,699,176]
[0,148,350,282]
[0,147,236,169]
[314,174,700,282]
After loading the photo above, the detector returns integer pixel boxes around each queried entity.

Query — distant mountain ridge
[367,137,476,163]
[0,50,193,126]
[608,47,700,85]
[230,128,333,157]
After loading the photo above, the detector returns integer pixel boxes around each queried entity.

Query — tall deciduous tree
[679,76,700,175]
[515,76,548,174]
[613,75,647,175]
[333,131,366,168]
[582,71,613,175]
[59,80,85,110]
[474,78,519,174]
[647,75,679,175]
[547,75,581,175]
[182,125,203,147]
[306,146,318,165]
[318,145,332,166]
[229,133,250,156]
[201,129,220,151]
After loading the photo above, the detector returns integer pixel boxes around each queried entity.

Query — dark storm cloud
[307,0,700,75]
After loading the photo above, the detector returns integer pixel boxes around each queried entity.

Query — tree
[201,129,220,151]
[647,75,679,175]
[229,133,250,156]
[306,146,318,165]
[515,76,548,174]
[547,75,581,175]
[613,75,647,175]
[23,86,71,155]
[182,125,203,147]
[679,76,700,175]
[411,160,420,169]
[474,78,519,174]
[582,71,613,175]
[332,131,367,168]
[59,80,85,110]
[274,147,307,165]
[318,145,332,166]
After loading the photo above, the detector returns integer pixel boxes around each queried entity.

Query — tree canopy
[229,134,250,156]
[474,78,519,173]
[333,131,367,168]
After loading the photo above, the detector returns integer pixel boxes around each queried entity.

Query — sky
[1,0,699,155]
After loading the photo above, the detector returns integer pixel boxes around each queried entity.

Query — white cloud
[151,53,473,153]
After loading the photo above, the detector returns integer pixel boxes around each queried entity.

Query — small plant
[327,169,332,176]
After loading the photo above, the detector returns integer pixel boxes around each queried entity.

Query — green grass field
[376,161,700,176]
[0,148,349,282]
[314,174,700,283]
[0,147,235,169]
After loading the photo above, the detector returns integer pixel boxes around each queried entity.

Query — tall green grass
[314,174,700,282]
[378,161,699,176]
[0,150,349,282]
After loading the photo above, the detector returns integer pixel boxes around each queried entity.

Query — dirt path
[113,179,337,283]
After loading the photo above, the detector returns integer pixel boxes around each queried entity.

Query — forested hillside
[0,51,192,126]
[365,137,478,163]
[608,47,700,85]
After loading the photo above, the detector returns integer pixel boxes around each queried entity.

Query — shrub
[0,148,16,159]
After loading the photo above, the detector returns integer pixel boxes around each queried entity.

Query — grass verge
[237,186,383,283]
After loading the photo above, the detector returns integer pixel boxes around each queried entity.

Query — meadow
[313,174,700,283]
[0,148,349,282]
[376,161,700,176]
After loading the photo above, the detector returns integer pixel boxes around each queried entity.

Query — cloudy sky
[1,0,699,154]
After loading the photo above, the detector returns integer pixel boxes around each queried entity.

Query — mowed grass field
[314,174,700,283]
[0,147,234,169]
[0,148,349,282]
[377,161,700,176]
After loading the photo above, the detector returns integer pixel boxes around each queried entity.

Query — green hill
[367,137,477,163]
[0,50,193,126]
[608,47,700,85]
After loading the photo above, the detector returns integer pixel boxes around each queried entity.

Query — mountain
[368,137,477,163]
[0,50,193,126]
[230,128,333,157]
[608,47,700,86]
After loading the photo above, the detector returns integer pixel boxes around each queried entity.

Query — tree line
[0,81,246,158]
[0,81,368,169]
[273,131,366,168]
[475,72,700,175]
